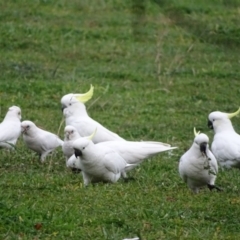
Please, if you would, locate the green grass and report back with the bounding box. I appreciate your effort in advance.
[1,0,240,239]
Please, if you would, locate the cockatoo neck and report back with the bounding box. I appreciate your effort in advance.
[191,142,203,155]
[82,142,97,159]
[72,133,81,139]
[213,120,235,134]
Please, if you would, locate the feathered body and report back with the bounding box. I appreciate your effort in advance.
[21,120,63,162]
[179,133,219,193]
[67,137,177,177]
[73,138,135,185]
[0,106,22,149]
[62,125,81,161]
[208,109,240,169]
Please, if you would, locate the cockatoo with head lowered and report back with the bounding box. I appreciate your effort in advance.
[66,154,82,173]
[72,130,137,185]
[69,129,178,181]
[21,120,64,162]
[0,105,21,149]
[62,125,83,173]
[208,107,240,169]
[179,128,221,193]
[62,125,81,161]
[61,85,125,143]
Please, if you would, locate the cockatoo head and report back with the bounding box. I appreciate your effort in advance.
[21,120,36,135]
[73,129,97,158]
[208,107,240,132]
[73,138,91,158]
[60,85,94,111]
[66,155,82,170]
[64,125,80,140]
[6,105,21,120]
[193,128,209,156]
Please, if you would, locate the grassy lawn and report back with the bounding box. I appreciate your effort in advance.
[1,0,240,239]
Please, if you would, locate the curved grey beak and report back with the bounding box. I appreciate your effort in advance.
[21,127,27,134]
[61,104,68,112]
[74,148,83,158]
[200,142,207,155]
[208,120,213,129]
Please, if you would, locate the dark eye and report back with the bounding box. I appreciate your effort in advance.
[27,125,30,129]
[69,103,72,106]
[212,119,215,122]
[83,147,85,150]
[71,130,73,134]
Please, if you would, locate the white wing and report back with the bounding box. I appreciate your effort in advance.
[207,150,218,174]
[101,150,127,174]
[178,151,190,182]
[212,133,240,168]
[62,140,74,159]
[98,141,177,164]
[37,129,63,151]
[0,119,20,149]
[0,120,21,144]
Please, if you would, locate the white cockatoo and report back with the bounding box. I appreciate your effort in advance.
[179,128,221,193]
[70,129,177,184]
[208,108,240,169]
[21,120,64,162]
[62,125,81,161]
[72,131,136,185]
[61,85,125,143]
[0,105,22,149]
[67,140,177,177]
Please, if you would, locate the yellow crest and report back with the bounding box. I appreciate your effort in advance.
[193,127,200,137]
[86,128,97,141]
[74,85,94,103]
[227,107,240,119]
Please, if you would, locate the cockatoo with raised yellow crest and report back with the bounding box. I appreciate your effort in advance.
[61,85,125,143]
[179,128,221,193]
[208,107,240,169]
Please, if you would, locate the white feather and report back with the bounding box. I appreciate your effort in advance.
[208,110,240,168]
[61,94,125,143]
[65,126,177,176]
[21,120,63,162]
[179,133,219,193]
[62,125,82,161]
[0,106,21,149]
[72,138,136,185]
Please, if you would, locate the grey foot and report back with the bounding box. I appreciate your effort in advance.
[208,184,222,192]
